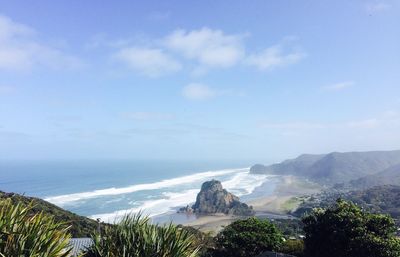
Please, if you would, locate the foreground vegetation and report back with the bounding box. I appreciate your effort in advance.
[210,217,283,257]
[1,196,399,257]
[303,199,400,257]
[0,191,99,237]
[84,213,199,257]
[0,200,72,257]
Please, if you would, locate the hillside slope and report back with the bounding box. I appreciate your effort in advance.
[251,154,325,175]
[293,185,400,221]
[345,163,400,190]
[0,191,99,237]
[251,150,400,185]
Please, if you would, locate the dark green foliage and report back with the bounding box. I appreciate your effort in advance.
[0,201,72,257]
[0,191,100,237]
[347,185,400,218]
[177,225,215,256]
[294,185,400,227]
[302,199,400,257]
[271,219,304,238]
[213,217,283,257]
[84,213,199,257]
[279,239,304,257]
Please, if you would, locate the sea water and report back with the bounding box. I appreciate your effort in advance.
[0,160,278,223]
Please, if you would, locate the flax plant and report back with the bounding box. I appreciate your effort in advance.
[84,213,199,257]
[0,201,72,257]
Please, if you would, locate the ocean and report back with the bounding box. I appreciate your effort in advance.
[0,160,279,223]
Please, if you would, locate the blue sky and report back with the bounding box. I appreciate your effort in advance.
[0,0,399,162]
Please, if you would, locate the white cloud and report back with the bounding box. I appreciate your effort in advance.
[122,112,174,121]
[182,83,217,101]
[113,47,181,77]
[0,15,84,71]
[111,27,305,76]
[245,45,305,71]
[164,27,245,68]
[366,2,391,13]
[323,81,355,91]
[0,14,34,40]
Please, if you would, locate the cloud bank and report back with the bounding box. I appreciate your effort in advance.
[0,15,84,72]
[112,27,305,77]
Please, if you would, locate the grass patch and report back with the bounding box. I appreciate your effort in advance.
[281,197,303,213]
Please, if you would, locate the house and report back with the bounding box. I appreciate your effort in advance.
[68,238,93,257]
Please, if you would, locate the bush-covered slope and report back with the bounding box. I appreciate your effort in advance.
[0,191,99,237]
[293,185,400,222]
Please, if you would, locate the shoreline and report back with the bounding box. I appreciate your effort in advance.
[155,175,321,233]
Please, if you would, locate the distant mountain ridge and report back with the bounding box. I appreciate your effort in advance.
[251,150,400,185]
[344,163,400,190]
[251,154,325,175]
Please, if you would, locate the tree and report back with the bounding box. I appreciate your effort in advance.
[214,217,283,257]
[302,199,400,257]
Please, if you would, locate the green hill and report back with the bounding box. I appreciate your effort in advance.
[344,163,400,190]
[251,150,400,185]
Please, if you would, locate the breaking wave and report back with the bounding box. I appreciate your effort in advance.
[45,168,248,206]
[88,169,270,222]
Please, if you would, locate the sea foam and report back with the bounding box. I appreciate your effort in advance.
[45,168,248,206]
[89,169,270,223]
[90,189,200,222]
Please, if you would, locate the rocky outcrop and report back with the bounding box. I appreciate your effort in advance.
[192,180,254,216]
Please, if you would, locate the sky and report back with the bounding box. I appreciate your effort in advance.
[0,0,399,162]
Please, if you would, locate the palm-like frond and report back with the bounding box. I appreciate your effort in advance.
[0,201,72,257]
[84,213,199,257]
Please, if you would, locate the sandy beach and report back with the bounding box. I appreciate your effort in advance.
[183,175,321,233]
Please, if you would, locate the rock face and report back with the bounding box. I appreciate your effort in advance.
[192,180,254,216]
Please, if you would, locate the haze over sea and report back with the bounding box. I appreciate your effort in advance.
[0,160,278,223]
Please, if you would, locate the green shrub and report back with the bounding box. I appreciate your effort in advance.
[279,239,304,256]
[0,200,72,257]
[177,225,215,256]
[213,217,283,257]
[302,199,400,257]
[84,213,199,257]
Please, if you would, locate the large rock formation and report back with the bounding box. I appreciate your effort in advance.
[192,180,254,216]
